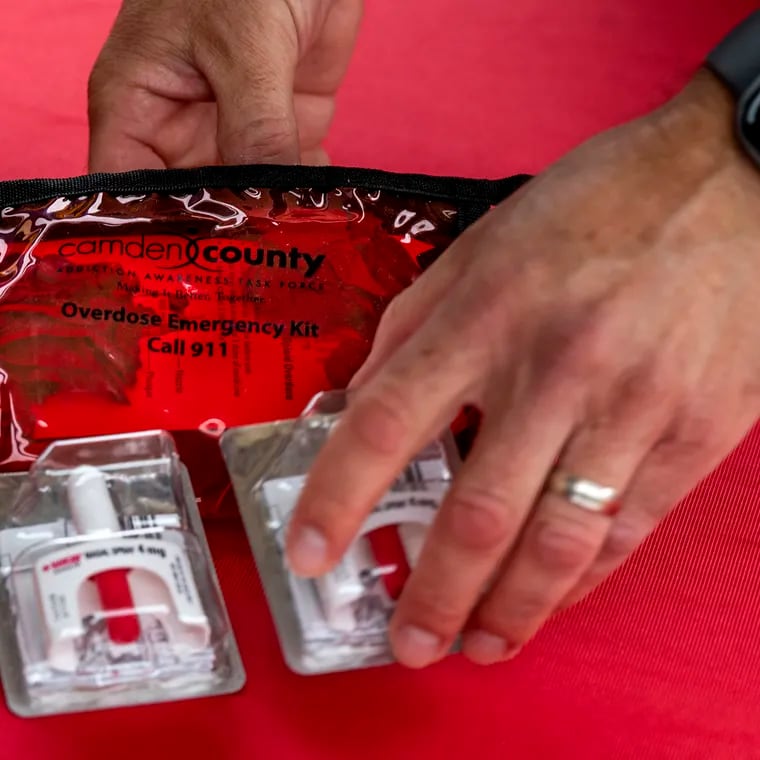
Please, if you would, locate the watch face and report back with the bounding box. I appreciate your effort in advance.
[739,78,760,162]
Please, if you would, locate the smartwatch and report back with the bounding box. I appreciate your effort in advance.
[707,11,760,166]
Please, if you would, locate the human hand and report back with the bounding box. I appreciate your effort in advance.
[285,70,760,667]
[88,0,362,171]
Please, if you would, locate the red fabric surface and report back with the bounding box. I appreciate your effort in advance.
[1,1,760,757]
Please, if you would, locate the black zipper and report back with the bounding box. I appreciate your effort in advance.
[0,164,531,208]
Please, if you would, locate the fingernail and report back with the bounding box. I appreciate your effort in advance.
[393,625,443,668]
[463,630,519,665]
[287,525,328,576]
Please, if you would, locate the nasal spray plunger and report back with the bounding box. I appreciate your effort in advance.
[67,466,141,644]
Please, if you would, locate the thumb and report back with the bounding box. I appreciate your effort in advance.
[200,9,301,164]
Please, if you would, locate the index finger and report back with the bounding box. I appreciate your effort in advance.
[285,322,481,577]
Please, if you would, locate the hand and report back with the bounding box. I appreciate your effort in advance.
[285,69,760,667]
[88,0,362,171]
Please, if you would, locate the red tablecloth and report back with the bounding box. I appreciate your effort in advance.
[1,1,759,757]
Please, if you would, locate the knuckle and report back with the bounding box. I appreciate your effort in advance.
[478,592,548,642]
[397,591,467,640]
[615,362,683,412]
[653,412,725,466]
[545,297,681,387]
[636,498,674,525]
[379,292,409,331]
[531,516,599,571]
[742,374,760,405]
[507,592,549,624]
[446,486,518,552]
[640,480,690,524]
[371,295,409,347]
[347,386,409,456]
[672,413,722,454]
[540,313,614,385]
[625,465,685,523]
[220,117,297,163]
[599,516,647,562]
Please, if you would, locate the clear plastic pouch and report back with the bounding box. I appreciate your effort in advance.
[0,165,528,519]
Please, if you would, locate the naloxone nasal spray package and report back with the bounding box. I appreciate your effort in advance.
[0,166,528,518]
[221,390,458,675]
[0,430,244,717]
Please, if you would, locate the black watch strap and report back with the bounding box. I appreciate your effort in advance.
[707,11,760,97]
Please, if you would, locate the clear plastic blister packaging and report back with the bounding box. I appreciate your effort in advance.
[221,390,458,675]
[0,430,245,717]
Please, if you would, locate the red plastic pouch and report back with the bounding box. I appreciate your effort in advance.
[0,165,528,517]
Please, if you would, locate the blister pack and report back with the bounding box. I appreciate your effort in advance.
[0,430,244,716]
[222,390,458,674]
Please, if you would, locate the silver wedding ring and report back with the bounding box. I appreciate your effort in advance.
[548,470,620,516]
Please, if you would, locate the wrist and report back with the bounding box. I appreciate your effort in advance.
[652,67,760,187]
